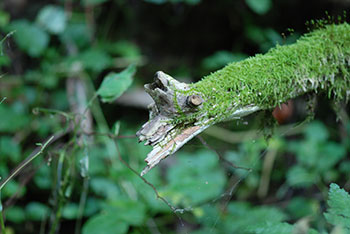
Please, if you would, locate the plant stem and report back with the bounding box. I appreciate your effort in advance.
[0,212,5,234]
[0,192,5,234]
[0,135,54,191]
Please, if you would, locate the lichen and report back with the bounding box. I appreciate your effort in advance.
[177,23,350,124]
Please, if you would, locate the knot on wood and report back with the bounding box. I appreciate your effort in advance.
[137,71,204,148]
[187,95,203,107]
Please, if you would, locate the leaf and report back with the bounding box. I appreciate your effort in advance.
[0,10,10,27]
[77,48,112,72]
[0,104,30,132]
[286,166,319,188]
[224,202,288,233]
[164,150,226,205]
[9,20,49,57]
[5,206,26,223]
[1,181,26,199]
[62,203,79,219]
[97,64,136,103]
[245,0,272,15]
[33,165,52,189]
[286,197,319,219]
[60,22,91,49]
[36,5,67,34]
[315,142,346,172]
[107,199,146,225]
[104,40,141,58]
[324,183,350,229]
[250,222,294,234]
[304,121,329,142]
[83,199,144,234]
[82,213,128,234]
[25,202,50,221]
[0,136,21,163]
[90,177,121,199]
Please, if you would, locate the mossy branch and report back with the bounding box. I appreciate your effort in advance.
[138,23,350,175]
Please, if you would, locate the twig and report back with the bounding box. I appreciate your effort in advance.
[81,130,136,139]
[114,142,179,212]
[257,148,278,198]
[74,176,89,234]
[196,135,251,171]
[0,192,5,234]
[0,31,15,56]
[112,138,189,232]
[0,136,54,191]
[203,124,304,145]
[0,97,6,105]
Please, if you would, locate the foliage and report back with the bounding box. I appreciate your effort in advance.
[0,1,349,234]
[97,64,136,103]
[324,183,350,230]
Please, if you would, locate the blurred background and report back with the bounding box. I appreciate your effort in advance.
[0,0,349,233]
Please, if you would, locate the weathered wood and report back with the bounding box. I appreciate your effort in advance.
[137,72,259,175]
[138,23,350,176]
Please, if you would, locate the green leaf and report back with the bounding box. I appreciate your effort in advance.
[107,199,146,225]
[25,202,50,221]
[0,104,30,132]
[0,10,10,27]
[97,64,136,103]
[60,22,91,49]
[82,213,128,234]
[104,40,141,58]
[0,136,21,163]
[36,5,67,34]
[1,180,26,199]
[9,20,49,57]
[286,166,319,188]
[164,150,226,205]
[82,199,144,234]
[249,222,294,234]
[62,203,79,219]
[245,0,272,15]
[90,177,121,199]
[286,197,319,219]
[324,183,350,229]
[305,121,329,142]
[33,165,52,189]
[77,48,112,72]
[315,142,345,172]
[224,202,288,233]
[5,206,26,223]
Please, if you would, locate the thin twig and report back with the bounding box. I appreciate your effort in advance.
[81,130,136,139]
[0,136,54,191]
[196,135,251,171]
[74,176,89,234]
[0,192,5,234]
[113,139,188,231]
[114,142,178,211]
[0,97,6,105]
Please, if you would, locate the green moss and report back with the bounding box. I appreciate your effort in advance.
[181,23,350,124]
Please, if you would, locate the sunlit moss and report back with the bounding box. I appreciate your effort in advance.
[178,23,350,124]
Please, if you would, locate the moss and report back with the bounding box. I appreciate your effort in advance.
[179,23,350,124]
